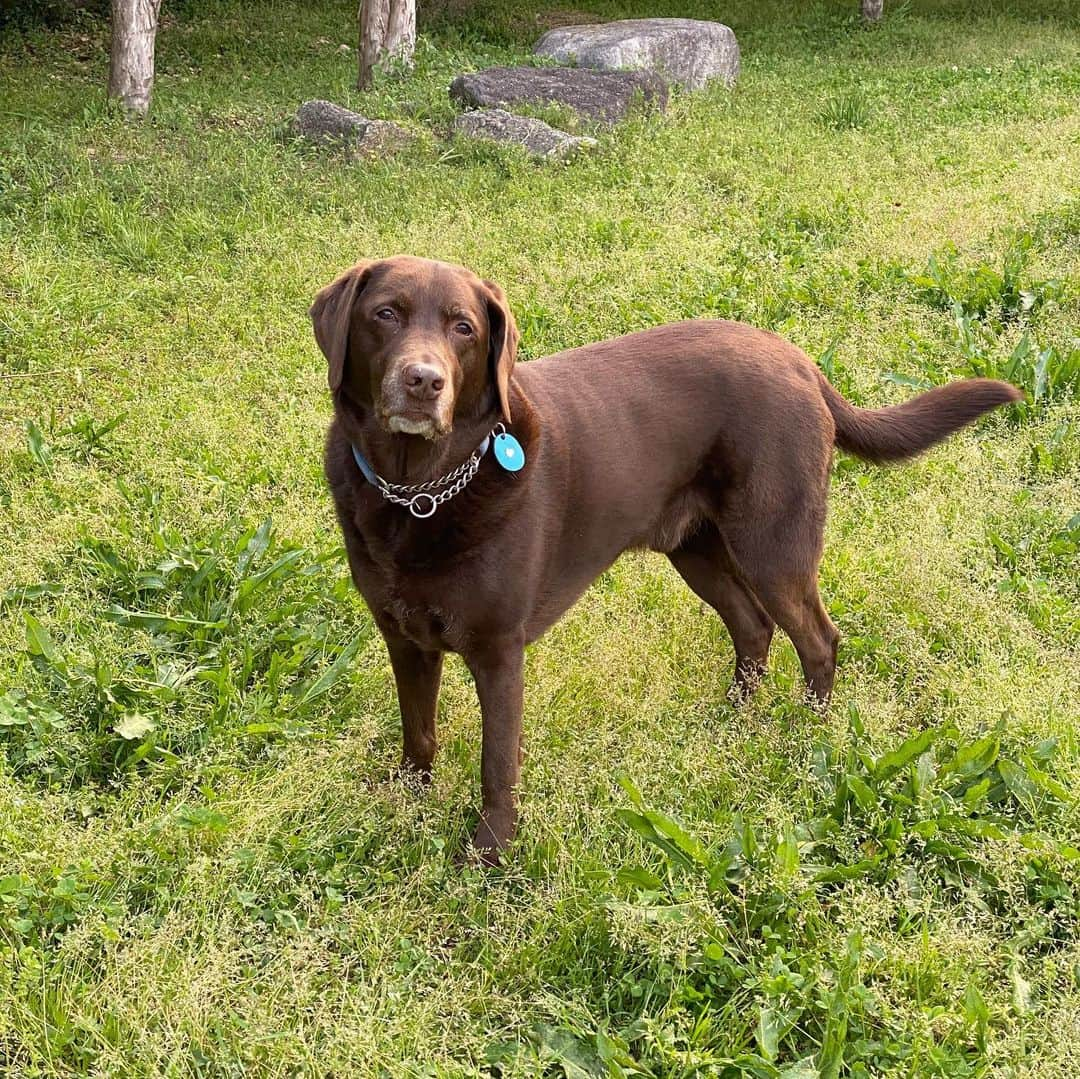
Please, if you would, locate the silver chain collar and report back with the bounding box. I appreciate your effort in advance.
[377,447,485,518]
[361,427,503,519]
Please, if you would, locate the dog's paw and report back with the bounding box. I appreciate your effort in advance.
[455,811,516,868]
[394,758,434,790]
[727,664,765,706]
[454,841,502,869]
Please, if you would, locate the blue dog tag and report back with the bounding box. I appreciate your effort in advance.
[493,431,525,472]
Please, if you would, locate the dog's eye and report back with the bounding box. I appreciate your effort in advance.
[454,321,474,336]
[375,307,397,322]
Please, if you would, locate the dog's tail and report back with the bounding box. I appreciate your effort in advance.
[817,372,1022,464]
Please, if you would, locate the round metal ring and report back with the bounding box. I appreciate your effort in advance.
[408,493,438,519]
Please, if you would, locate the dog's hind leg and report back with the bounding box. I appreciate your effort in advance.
[720,511,839,708]
[753,578,838,708]
[668,524,775,701]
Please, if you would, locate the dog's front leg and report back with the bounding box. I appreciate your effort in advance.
[382,631,444,781]
[464,634,525,865]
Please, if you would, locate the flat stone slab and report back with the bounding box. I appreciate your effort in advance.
[293,100,412,156]
[449,66,667,125]
[534,18,739,90]
[451,109,597,160]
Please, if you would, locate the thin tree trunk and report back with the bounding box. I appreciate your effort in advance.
[359,0,388,91]
[862,0,884,21]
[385,0,416,64]
[108,0,162,115]
[358,0,415,91]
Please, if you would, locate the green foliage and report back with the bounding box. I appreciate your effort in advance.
[900,239,1077,420]
[0,0,108,32]
[817,90,871,131]
[0,690,69,779]
[912,238,1062,323]
[23,411,127,469]
[3,500,361,787]
[965,323,1077,411]
[608,710,1080,1074]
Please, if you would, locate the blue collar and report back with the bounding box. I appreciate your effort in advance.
[350,435,491,487]
[349,442,381,487]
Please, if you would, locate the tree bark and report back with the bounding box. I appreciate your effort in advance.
[861,0,884,21]
[108,0,162,115]
[358,0,416,91]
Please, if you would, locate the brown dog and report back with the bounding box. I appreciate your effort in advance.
[313,255,1020,863]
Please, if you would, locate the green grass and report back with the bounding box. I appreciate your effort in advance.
[1,0,1079,1074]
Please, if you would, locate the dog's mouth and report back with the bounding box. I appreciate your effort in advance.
[383,410,447,440]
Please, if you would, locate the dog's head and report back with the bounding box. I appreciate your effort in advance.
[311,256,519,439]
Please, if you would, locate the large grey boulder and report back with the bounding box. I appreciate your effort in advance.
[534,18,739,90]
[451,109,597,161]
[293,100,412,155]
[449,66,667,125]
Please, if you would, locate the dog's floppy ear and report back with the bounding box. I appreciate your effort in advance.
[310,261,375,392]
[482,279,520,423]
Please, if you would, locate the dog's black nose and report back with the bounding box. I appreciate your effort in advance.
[402,363,445,400]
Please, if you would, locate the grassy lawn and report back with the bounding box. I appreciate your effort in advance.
[1,0,1079,1073]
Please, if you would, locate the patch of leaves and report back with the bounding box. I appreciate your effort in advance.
[951,306,1079,420]
[575,710,1080,1077]
[1,500,364,789]
[817,91,871,132]
[911,238,1062,324]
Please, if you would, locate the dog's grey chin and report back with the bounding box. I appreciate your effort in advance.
[387,415,441,439]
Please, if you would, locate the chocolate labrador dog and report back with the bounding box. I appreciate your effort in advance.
[313,255,1020,863]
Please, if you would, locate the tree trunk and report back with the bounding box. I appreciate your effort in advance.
[861,0,884,21]
[108,0,162,115]
[358,0,416,91]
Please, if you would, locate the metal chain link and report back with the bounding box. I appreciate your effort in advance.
[361,425,509,519]
[378,448,482,496]
[373,441,489,518]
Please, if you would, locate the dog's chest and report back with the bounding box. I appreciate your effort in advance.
[348,548,465,650]
[341,505,467,650]
[379,587,465,651]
